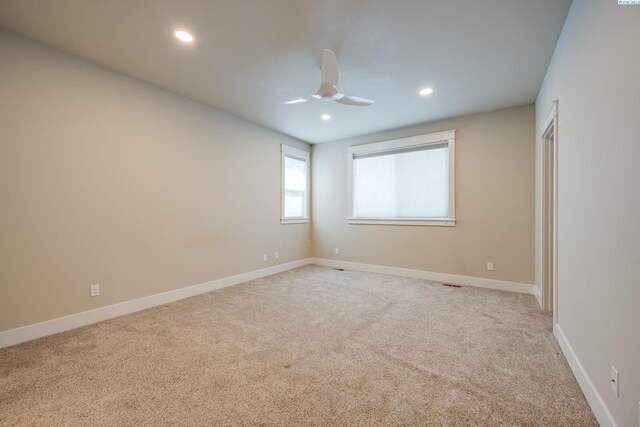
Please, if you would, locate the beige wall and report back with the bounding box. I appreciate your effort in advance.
[0,31,311,332]
[535,1,640,426]
[312,104,535,285]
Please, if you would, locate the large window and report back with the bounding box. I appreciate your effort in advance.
[348,130,455,226]
[281,144,310,224]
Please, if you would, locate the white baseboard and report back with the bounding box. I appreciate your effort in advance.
[310,258,535,295]
[554,324,617,427]
[0,258,312,349]
[2,257,613,426]
[0,258,534,349]
[534,285,543,308]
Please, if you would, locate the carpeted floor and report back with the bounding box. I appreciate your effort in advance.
[0,265,596,426]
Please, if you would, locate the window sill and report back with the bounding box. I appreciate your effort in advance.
[348,218,456,227]
[281,218,310,225]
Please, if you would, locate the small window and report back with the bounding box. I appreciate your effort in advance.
[281,145,310,224]
[347,130,455,226]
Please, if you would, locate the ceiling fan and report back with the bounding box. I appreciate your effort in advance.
[281,49,374,106]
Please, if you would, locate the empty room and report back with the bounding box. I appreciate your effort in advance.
[1,1,638,426]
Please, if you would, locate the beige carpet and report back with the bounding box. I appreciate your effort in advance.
[0,265,596,426]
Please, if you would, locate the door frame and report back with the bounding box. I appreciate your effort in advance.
[539,101,559,330]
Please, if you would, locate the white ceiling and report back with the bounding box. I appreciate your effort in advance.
[0,0,571,143]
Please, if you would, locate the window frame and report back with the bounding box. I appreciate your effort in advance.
[281,144,310,224]
[347,130,456,226]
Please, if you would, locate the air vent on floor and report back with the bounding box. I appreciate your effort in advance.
[442,283,461,288]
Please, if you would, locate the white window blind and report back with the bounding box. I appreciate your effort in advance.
[348,130,455,226]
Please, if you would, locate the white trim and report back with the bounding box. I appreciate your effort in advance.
[348,218,455,227]
[0,258,537,349]
[534,285,542,308]
[3,256,613,427]
[281,144,310,223]
[347,130,455,155]
[538,101,558,135]
[347,130,456,226]
[0,258,312,349]
[551,102,559,327]
[539,100,559,327]
[554,324,617,427]
[280,218,310,225]
[310,258,535,294]
[281,145,309,160]
[448,131,456,223]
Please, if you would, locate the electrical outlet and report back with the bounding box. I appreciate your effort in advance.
[90,284,100,297]
[487,262,494,271]
[611,366,619,396]
[263,254,267,262]
[335,248,340,255]
[275,251,279,259]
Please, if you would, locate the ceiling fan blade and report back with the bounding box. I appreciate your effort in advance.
[321,49,339,86]
[336,95,374,106]
[281,97,312,105]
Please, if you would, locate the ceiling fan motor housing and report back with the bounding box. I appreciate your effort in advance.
[315,82,341,100]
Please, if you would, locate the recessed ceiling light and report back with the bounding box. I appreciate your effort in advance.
[175,31,194,43]
[321,114,331,121]
[420,87,434,96]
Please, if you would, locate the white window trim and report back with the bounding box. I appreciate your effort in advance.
[281,144,310,224]
[347,130,456,226]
